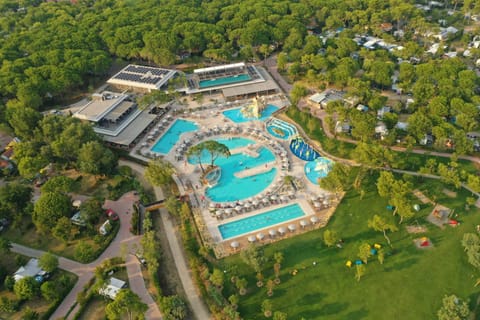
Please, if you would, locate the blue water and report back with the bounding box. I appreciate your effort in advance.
[223,105,279,123]
[290,138,320,161]
[305,157,334,185]
[188,137,276,202]
[151,119,198,154]
[267,126,291,140]
[219,203,306,239]
[199,74,252,88]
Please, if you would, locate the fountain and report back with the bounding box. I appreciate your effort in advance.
[240,96,267,119]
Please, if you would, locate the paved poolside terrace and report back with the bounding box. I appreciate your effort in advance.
[129,94,341,257]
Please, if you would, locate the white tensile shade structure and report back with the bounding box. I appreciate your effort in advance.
[310,216,319,224]
[288,224,296,232]
[248,235,256,243]
[230,241,240,249]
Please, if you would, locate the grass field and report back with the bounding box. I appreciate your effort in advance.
[220,174,480,319]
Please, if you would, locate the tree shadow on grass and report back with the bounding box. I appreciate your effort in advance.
[297,302,349,319]
[343,307,369,320]
[296,292,327,306]
[384,257,418,272]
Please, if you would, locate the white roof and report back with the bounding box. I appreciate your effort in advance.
[194,62,245,74]
[99,277,126,299]
[14,259,43,281]
[309,93,327,104]
[73,92,130,122]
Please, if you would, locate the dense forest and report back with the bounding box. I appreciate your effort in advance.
[0,0,480,155]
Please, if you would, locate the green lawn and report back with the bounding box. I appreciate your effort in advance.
[220,175,480,319]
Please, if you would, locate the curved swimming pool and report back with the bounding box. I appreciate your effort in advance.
[223,105,279,123]
[304,157,334,185]
[188,137,277,202]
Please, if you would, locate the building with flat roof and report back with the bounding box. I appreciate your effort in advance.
[107,64,178,92]
[185,63,280,99]
[73,91,161,148]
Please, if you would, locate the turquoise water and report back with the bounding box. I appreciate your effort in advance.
[223,105,279,123]
[199,74,252,88]
[305,157,334,185]
[267,119,297,140]
[188,137,276,202]
[151,119,198,154]
[219,203,306,239]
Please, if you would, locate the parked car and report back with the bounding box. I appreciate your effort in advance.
[105,209,119,221]
[135,253,147,266]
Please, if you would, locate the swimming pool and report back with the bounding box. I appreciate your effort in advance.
[266,119,298,140]
[188,137,276,202]
[151,119,198,154]
[199,74,252,88]
[305,157,334,185]
[223,105,279,123]
[219,203,306,239]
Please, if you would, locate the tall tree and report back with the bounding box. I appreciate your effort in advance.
[38,252,59,273]
[144,159,174,186]
[33,192,72,232]
[105,289,148,320]
[437,295,470,320]
[368,215,398,246]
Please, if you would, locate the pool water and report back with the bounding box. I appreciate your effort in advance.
[188,137,276,202]
[223,104,279,123]
[290,138,320,161]
[151,119,198,154]
[266,119,297,140]
[199,74,252,88]
[305,157,334,185]
[219,203,306,239]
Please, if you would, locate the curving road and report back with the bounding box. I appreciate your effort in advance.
[119,159,211,320]
[12,192,162,320]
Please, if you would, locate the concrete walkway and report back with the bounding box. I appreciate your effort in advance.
[11,191,162,320]
[119,160,211,320]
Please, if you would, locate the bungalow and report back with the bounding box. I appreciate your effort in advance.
[308,90,345,109]
[356,104,368,112]
[377,106,391,119]
[14,258,47,282]
[420,134,434,146]
[99,277,127,300]
[335,121,351,134]
[375,122,389,138]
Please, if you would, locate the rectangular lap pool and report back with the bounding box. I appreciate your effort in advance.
[151,119,198,154]
[199,74,251,88]
[218,203,305,240]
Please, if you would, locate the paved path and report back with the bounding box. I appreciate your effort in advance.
[12,191,162,320]
[265,55,292,95]
[120,160,211,320]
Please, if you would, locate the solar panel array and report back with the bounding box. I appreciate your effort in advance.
[112,65,171,85]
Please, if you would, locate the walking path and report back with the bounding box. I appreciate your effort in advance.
[265,55,292,94]
[11,191,162,320]
[119,160,211,320]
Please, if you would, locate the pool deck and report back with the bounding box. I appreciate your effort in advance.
[127,94,340,257]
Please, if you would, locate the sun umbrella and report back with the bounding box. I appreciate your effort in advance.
[313,201,322,208]
[256,232,265,241]
[215,209,224,217]
[323,200,330,206]
[288,224,296,232]
[230,241,240,249]
[300,220,308,228]
[244,202,252,209]
[270,195,278,201]
[235,205,243,212]
[225,208,233,215]
[248,235,256,243]
[269,229,277,237]
[288,190,295,197]
[310,216,319,224]
[162,119,169,123]
[278,227,287,234]
[252,200,260,207]
[262,198,270,204]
